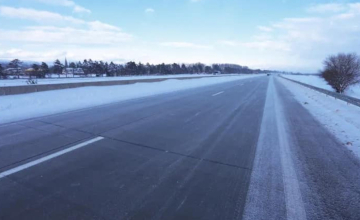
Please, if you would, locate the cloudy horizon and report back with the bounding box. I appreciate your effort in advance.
[1,0,360,73]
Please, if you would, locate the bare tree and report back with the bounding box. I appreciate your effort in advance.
[321,53,360,93]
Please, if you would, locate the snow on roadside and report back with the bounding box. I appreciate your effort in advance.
[278,77,360,159]
[282,74,360,99]
[282,74,332,90]
[0,74,238,87]
[347,84,360,99]
[0,75,261,124]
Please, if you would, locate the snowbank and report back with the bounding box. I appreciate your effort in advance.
[0,74,240,87]
[0,75,261,124]
[282,74,360,99]
[347,84,360,99]
[278,77,360,159]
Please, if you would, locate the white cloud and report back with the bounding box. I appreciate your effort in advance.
[0,26,132,45]
[218,3,360,72]
[219,40,290,51]
[218,4,360,71]
[218,40,238,46]
[145,8,155,14]
[257,26,273,32]
[242,41,291,51]
[307,3,346,13]
[0,7,132,46]
[0,48,67,62]
[36,0,74,7]
[0,6,128,32]
[160,42,212,49]
[0,6,84,24]
[254,33,273,41]
[73,5,91,14]
[34,0,91,14]
[0,46,148,64]
[88,21,122,31]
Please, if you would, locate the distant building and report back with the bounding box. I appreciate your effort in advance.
[62,68,85,75]
[25,68,35,74]
[4,68,23,75]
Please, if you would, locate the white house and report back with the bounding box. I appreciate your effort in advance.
[4,68,23,75]
[62,68,85,75]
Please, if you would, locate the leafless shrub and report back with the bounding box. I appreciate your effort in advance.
[26,79,38,85]
[321,53,360,93]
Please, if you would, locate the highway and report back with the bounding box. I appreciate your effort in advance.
[1,76,360,220]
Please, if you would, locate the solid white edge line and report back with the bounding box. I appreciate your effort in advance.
[0,136,104,179]
[212,91,224,96]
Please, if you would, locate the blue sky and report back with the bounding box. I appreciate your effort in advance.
[1,0,360,72]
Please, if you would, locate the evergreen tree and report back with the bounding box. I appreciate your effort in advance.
[82,59,89,74]
[181,64,188,74]
[171,63,181,74]
[124,62,137,75]
[8,59,22,77]
[108,62,116,76]
[88,59,94,74]
[69,62,76,68]
[53,59,63,74]
[145,63,152,75]
[40,62,49,78]
[116,64,123,76]
[104,62,109,75]
[212,64,221,72]
[99,61,106,75]
[94,61,102,74]
[137,62,146,75]
[158,63,167,74]
[8,59,22,69]
[31,63,40,78]
[0,64,5,79]
[195,63,205,73]
[205,66,212,73]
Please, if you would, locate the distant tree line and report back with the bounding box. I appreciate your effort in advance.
[0,58,271,79]
[52,59,266,76]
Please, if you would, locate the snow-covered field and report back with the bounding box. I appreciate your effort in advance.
[282,74,360,99]
[0,74,237,87]
[0,75,261,124]
[278,77,360,159]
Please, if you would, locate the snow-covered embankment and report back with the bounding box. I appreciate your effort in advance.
[282,74,360,99]
[278,77,360,159]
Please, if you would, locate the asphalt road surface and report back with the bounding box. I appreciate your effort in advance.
[1,76,360,220]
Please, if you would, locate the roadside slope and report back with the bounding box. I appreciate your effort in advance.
[281,74,360,99]
[278,77,360,158]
